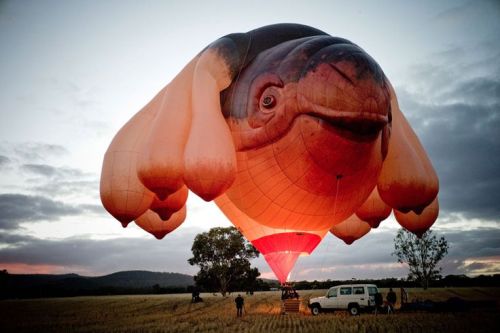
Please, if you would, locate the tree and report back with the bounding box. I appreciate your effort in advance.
[188,227,260,296]
[393,228,449,289]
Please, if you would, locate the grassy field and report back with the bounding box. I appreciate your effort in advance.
[0,288,498,332]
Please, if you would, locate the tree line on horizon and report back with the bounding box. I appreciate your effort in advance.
[1,268,499,300]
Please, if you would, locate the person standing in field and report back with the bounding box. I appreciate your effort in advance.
[374,292,383,315]
[386,288,397,314]
[235,294,244,317]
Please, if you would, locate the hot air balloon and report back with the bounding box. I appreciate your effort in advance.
[330,214,371,245]
[355,186,392,228]
[394,197,439,238]
[135,206,187,240]
[100,23,440,284]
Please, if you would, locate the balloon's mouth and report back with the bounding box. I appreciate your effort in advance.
[306,110,388,139]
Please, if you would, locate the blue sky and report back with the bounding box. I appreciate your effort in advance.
[0,0,499,280]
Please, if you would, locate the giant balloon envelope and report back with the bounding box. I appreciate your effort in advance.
[100,23,439,283]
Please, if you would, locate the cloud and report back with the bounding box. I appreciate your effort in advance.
[458,257,500,275]
[21,163,89,179]
[0,232,30,244]
[21,164,58,177]
[32,180,100,198]
[431,0,500,47]
[0,142,70,172]
[287,229,408,280]
[79,203,107,215]
[0,193,83,230]
[289,227,500,280]
[416,228,500,276]
[434,0,500,27]
[0,228,202,276]
[0,223,498,279]
[12,142,69,162]
[0,155,10,168]
[445,228,500,259]
[0,142,100,200]
[397,42,500,221]
[22,164,100,200]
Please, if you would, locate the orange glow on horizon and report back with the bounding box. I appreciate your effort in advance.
[0,263,90,275]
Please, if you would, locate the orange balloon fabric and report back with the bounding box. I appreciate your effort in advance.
[136,58,198,200]
[394,197,439,238]
[377,82,439,214]
[330,214,371,245]
[100,89,163,227]
[183,49,237,201]
[222,124,384,231]
[149,186,188,221]
[355,186,392,228]
[135,206,186,240]
[216,194,327,283]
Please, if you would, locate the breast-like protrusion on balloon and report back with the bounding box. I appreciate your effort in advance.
[100,91,163,227]
[136,58,198,200]
[330,214,371,245]
[183,48,237,201]
[394,197,439,238]
[377,81,439,214]
[149,186,189,221]
[355,186,392,228]
[135,206,186,240]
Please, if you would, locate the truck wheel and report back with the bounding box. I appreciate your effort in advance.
[311,305,321,316]
[348,304,360,316]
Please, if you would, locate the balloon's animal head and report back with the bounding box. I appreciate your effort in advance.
[220,32,391,156]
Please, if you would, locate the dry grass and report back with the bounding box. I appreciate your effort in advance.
[0,288,498,332]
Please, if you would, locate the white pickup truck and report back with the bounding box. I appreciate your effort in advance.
[308,284,378,315]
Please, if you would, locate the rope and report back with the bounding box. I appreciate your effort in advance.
[316,174,342,282]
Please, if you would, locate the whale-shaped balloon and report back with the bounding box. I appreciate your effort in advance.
[100,24,439,283]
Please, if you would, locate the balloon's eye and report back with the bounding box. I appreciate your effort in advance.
[262,95,276,109]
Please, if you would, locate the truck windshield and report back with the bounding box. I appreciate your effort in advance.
[327,288,337,297]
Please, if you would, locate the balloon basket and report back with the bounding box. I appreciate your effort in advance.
[282,298,301,313]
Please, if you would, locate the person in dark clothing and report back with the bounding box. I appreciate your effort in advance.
[387,288,397,314]
[235,294,244,317]
[281,285,299,300]
[191,289,202,303]
[374,292,383,315]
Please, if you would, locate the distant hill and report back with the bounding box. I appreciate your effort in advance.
[92,270,194,288]
[0,270,194,299]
